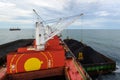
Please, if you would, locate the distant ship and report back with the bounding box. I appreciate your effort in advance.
[9,28,21,31]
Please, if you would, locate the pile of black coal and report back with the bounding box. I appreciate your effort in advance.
[64,39,106,64]
[0,39,34,66]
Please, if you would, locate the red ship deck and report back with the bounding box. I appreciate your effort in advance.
[0,36,91,80]
[0,67,7,80]
[7,36,65,74]
[65,58,89,80]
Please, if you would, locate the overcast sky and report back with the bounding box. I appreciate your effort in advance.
[0,0,120,29]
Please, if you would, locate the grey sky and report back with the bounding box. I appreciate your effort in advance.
[0,0,120,29]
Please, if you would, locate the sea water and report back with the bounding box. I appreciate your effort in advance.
[0,29,120,80]
[0,29,35,45]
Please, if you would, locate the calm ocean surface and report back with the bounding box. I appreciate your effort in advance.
[0,29,120,80]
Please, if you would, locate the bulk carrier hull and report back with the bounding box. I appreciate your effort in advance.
[0,37,116,80]
[64,39,116,77]
[0,36,91,80]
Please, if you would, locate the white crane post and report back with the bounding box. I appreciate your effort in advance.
[33,9,46,51]
[35,21,45,51]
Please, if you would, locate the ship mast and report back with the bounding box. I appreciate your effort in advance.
[33,9,46,51]
[33,9,83,51]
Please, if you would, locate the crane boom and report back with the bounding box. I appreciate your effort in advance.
[33,9,44,23]
[33,9,83,51]
[45,13,83,42]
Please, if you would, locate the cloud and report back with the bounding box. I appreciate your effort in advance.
[71,18,105,27]
[0,0,70,27]
[0,0,120,29]
[0,3,32,17]
[76,0,97,4]
[0,1,15,7]
[70,17,120,29]
[28,0,69,11]
[0,1,33,27]
[94,11,110,16]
